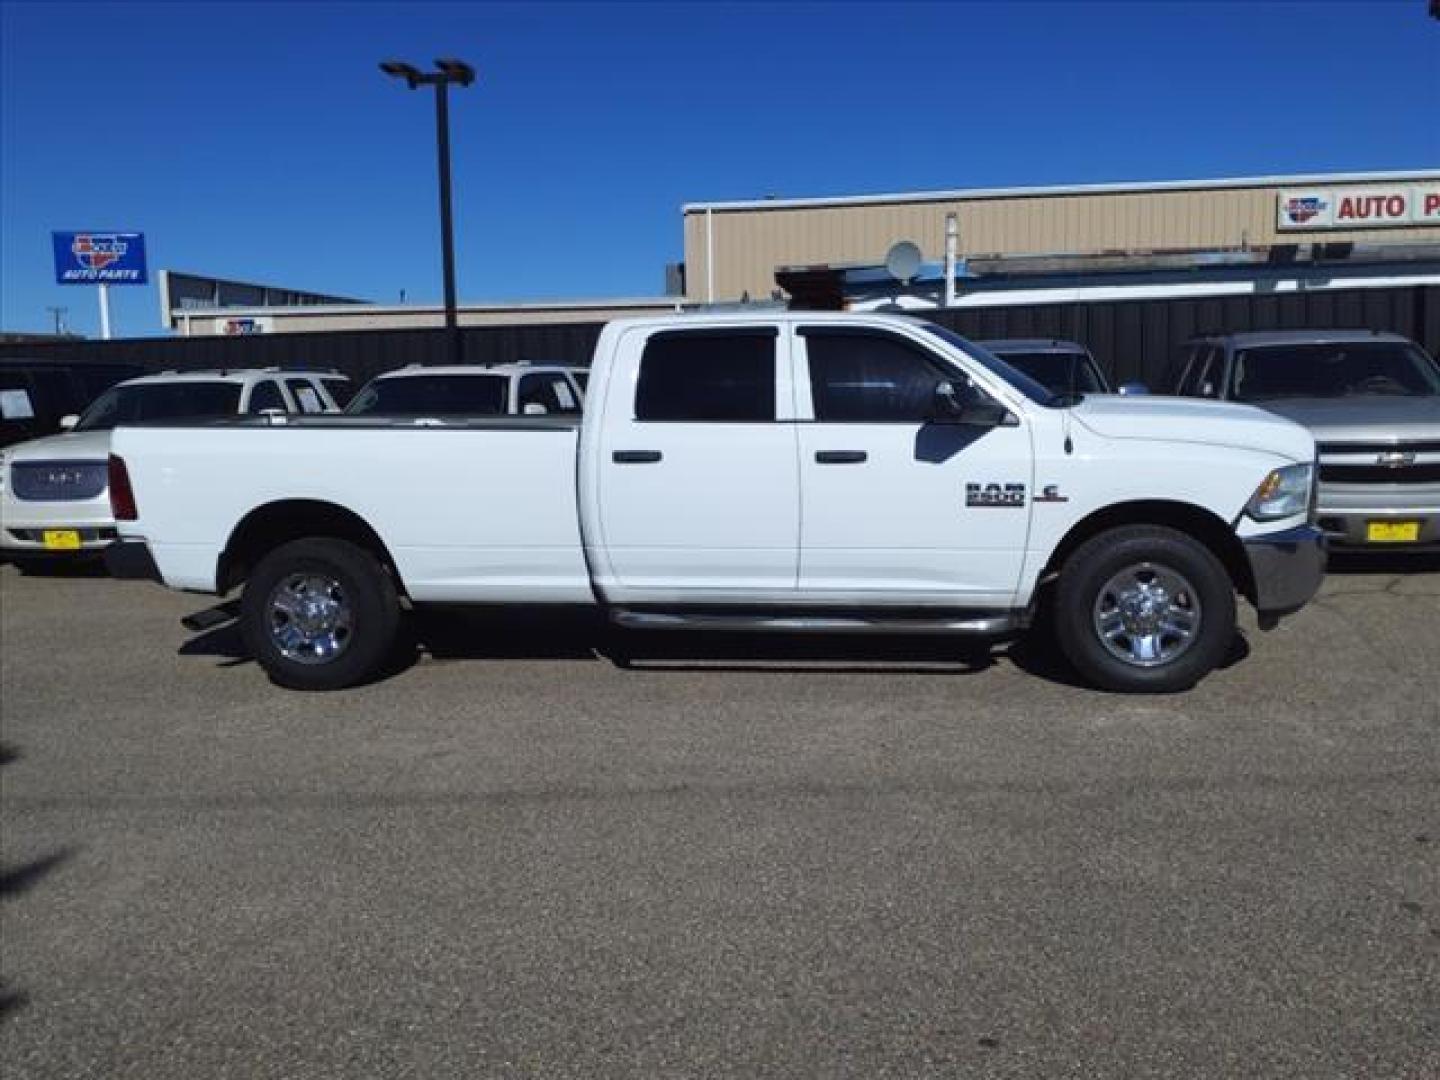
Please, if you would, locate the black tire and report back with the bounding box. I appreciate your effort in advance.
[1051,525,1236,693]
[240,538,399,691]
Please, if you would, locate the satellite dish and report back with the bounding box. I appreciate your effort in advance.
[885,240,923,283]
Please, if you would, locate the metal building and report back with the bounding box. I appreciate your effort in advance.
[159,270,690,336]
[682,169,1440,304]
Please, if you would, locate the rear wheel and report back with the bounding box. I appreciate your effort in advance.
[1052,525,1235,693]
[240,538,399,690]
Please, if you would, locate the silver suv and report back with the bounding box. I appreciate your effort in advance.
[1170,330,1440,551]
[346,363,585,419]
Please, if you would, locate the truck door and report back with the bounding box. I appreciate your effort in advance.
[794,325,1032,606]
[594,325,800,595]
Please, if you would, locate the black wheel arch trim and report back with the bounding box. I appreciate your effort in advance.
[1041,500,1257,606]
[218,499,407,597]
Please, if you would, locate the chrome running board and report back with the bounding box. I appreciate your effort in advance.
[609,610,1017,636]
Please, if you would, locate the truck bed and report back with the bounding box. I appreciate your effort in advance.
[111,420,593,603]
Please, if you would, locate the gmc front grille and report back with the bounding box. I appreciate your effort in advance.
[1319,463,1440,485]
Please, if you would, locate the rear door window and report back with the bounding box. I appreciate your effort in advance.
[74,382,244,430]
[517,373,582,416]
[320,376,354,408]
[246,380,288,414]
[635,331,776,422]
[346,374,508,416]
[284,378,328,414]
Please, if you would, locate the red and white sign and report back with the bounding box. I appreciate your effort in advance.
[1278,185,1440,231]
[1417,187,1440,223]
[218,316,272,335]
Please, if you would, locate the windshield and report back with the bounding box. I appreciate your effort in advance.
[75,382,243,431]
[1232,342,1440,401]
[988,351,1107,395]
[919,324,1059,405]
[346,374,509,416]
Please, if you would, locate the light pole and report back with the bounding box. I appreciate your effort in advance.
[380,58,475,364]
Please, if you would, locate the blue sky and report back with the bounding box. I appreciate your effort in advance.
[2,0,1437,337]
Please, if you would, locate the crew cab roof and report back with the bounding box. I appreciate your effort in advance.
[604,310,950,332]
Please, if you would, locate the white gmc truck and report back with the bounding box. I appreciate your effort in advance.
[106,313,1326,693]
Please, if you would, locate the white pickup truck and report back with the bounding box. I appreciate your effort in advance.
[106,312,1326,693]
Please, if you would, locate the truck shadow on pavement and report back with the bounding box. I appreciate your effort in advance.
[0,743,75,1022]
[1325,552,1440,575]
[177,607,1252,689]
[0,555,109,579]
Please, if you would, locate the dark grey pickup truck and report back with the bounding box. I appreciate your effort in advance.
[1169,330,1440,552]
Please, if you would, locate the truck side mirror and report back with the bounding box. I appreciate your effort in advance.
[931,380,1014,427]
[931,381,965,420]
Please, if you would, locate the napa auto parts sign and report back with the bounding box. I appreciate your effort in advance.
[1277,186,1440,231]
[52,231,148,284]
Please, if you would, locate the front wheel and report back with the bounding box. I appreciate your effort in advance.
[1051,525,1236,693]
[240,538,399,690]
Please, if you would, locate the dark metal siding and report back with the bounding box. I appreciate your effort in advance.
[0,323,608,387]
[923,285,1437,388]
[1,286,1434,391]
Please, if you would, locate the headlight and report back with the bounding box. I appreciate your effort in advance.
[1245,463,1313,521]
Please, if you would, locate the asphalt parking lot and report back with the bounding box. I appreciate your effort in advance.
[1,558,1437,1078]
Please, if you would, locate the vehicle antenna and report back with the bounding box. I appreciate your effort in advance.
[1063,348,1076,454]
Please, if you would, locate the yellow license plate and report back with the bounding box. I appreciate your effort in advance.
[42,530,82,550]
[1367,521,1421,543]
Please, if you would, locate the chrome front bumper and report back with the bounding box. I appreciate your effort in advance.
[1314,478,1440,551]
[1242,524,1328,625]
[1314,509,1440,551]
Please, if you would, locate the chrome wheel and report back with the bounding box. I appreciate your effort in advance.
[1092,562,1202,668]
[267,573,353,665]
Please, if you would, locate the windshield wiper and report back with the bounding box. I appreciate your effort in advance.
[1046,391,1085,407]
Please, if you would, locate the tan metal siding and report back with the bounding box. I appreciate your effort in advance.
[686,182,1440,301]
